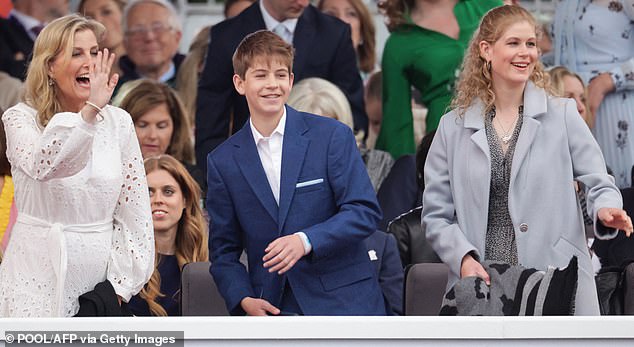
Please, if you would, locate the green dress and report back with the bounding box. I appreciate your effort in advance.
[377,0,501,158]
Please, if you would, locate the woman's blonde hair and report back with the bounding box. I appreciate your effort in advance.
[317,0,376,73]
[119,79,195,164]
[175,25,210,127]
[140,154,208,316]
[24,14,105,127]
[548,66,592,127]
[451,5,551,116]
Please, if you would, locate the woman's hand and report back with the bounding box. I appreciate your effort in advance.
[587,73,615,118]
[81,48,119,123]
[460,253,490,285]
[598,207,633,237]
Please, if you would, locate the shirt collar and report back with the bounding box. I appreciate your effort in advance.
[259,0,298,34]
[157,62,176,83]
[10,9,43,33]
[250,106,287,144]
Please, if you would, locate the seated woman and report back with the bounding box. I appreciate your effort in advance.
[118,79,206,196]
[128,155,208,316]
[288,77,394,191]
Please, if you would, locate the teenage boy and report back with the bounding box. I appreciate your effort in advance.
[206,30,385,316]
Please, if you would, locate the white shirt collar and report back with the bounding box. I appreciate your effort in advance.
[10,9,43,38]
[250,106,287,144]
[157,62,176,83]
[259,0,298,34]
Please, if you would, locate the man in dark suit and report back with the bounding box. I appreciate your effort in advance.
[195,0,367,172]
[0,0,68,80]
[208,31,384,315]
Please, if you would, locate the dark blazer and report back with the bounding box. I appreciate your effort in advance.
[376,154,421,231]
[207,106,384,315]
[0,15,34,80]
[116,53,186,92]
[195,2,367,172]
[364,230,404,315]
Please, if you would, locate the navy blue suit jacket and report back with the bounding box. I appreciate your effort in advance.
[0,15,34,80]
[195,2,367,172]
[207,106,384,315]
[364,231,404,315]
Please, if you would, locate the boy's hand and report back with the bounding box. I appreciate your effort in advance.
[240,297,280,316]
[263,234,305,274]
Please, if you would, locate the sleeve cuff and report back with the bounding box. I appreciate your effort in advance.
[295,232,312,255]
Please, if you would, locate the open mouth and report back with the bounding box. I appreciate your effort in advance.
[511,63,529,69]
[76,74,90,86]
[152,210,167,217]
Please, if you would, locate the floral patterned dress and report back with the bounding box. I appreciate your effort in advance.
[552,0,634,187]
[0,103,154,317]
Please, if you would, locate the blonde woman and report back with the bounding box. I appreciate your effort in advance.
[0,14,154,317]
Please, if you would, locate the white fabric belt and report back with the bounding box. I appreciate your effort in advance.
[16,213,113,316]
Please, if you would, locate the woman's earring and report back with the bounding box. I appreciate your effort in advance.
[48,78,54,86]
[486,60,492,71]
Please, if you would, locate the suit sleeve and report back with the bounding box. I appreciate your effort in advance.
[195,26,234,171]
[329,24,368,135]
[207,154,255,314]
[422,116,478,277]
[379,233,404,315]
[302,124,381,259]
[563,98,623,240]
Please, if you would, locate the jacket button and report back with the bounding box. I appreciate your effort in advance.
[519,223,528,232]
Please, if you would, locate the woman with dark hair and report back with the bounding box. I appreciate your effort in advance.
[376,0,501,158]
[317,0,376,79]
[128,155,208,316]
[118,79,206,195]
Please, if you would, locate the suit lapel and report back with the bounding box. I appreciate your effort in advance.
[291,6,316,79]
[278,107,309,233]
[232,123,279,223]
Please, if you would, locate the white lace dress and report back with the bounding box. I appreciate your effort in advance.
[0,103,154,317]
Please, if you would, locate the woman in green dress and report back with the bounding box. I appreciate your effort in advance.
[377,0,501,158]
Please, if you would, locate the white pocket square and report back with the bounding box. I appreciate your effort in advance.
[296,178,324,188]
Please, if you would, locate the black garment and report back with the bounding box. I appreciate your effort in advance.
[593,187,634,269]
[116,53,186,92]
[0,16,35,80]
[128,254,181,316]
[185,162,207,200]
[75,280,133,317]
[387,206,441,267]
[377,154,421,231]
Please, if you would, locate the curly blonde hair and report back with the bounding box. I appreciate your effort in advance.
[24,14,105,127]
[451,5,551,116]
[140,155,208,316]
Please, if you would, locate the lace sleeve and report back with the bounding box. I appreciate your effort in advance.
[107,113,154,301]
[2,108,97,181]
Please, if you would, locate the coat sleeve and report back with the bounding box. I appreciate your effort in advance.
[207,154,255,315]
[107,111,155,301]
[422,116,478,277]
[302,124,382,260]
[195,25,235,170]
[376,36,415,158]
[378,233,404,315]
[2,107,96,181]
[563,98,623,240]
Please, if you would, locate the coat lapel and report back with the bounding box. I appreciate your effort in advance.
[510,82,547,186]
[278,107,309,233]
[463,99,490,161]
[232,123,279,223]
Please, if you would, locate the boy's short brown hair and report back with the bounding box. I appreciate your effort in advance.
[232,30,294,79]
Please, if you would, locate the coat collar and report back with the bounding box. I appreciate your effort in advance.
[462,81,549,130]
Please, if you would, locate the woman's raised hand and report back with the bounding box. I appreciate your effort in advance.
[598,207,633,237]
[88,48,119,108]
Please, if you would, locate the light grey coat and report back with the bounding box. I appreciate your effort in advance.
[422,82,622,315]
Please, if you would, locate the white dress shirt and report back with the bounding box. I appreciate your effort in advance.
[259,0,298,44]
[249,109,312,254]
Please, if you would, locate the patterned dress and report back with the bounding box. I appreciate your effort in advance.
[484,107,523,265]
[0,103,154,317]
[552,0,634,187]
